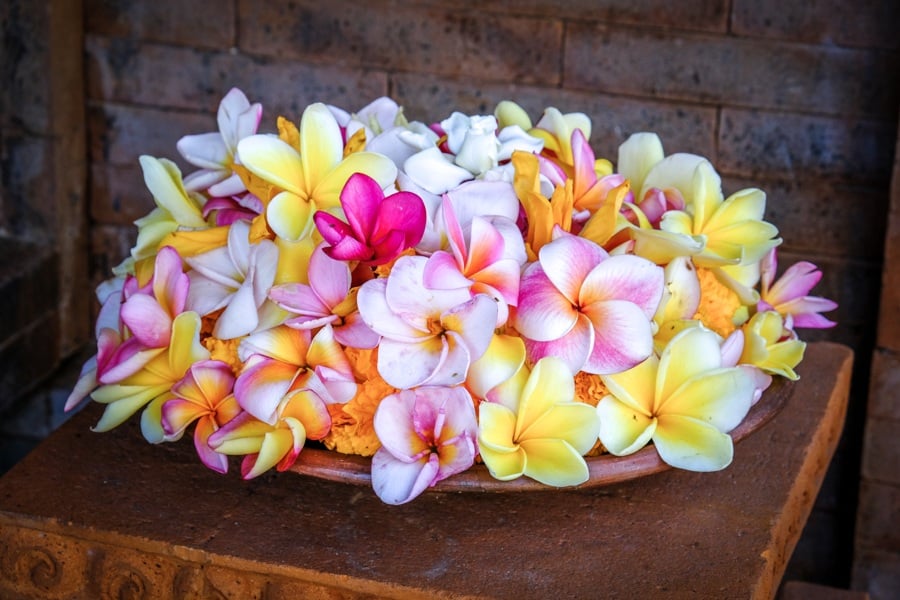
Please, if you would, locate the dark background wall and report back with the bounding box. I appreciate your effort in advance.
[2,1,898,595]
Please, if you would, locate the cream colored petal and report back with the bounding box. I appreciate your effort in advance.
[299,103,345,193]
[237,135,305,196]
[656,327,722,407]
[519,402,600,455]
[139,156,206,228]
[267,191,315,242]
[600,355,657,417]
[516,356,575,440]
[519,438,590,487]
[658,367,755,432]
[596,395,656,456]
[312,151,398,211]
[617,132,664,193]
[653,414,733,472]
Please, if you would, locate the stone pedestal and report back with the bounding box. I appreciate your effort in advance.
[0,342,852,599]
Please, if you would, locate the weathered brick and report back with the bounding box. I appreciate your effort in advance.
[867,350,900,421]
[718,108,895,184]
[856,480,900,553]
[0,239,58,346]
[238,0,562,85]
[732,0,900,50]
[0,1,53,135]
[0,133,55,235]
[0,311,61,415]
[90,224,137,284]
[86,35,389,119]
[414,0,730,32]
[84,0,235,49]
[861,417,900,485]
[723,176,889,261]
[390,73,717,160]
[90,163,155,226]
[876,125,900,350]
[852,548,900,598]
[563,24,899,118]
[88,102,210,168]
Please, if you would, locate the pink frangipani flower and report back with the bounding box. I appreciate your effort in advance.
[513,228,664,374]
[357,255,498,389]
[314,172,426,266]
[423,197,524,326]
[96,246,189,385]
[371,385,478,504]
[758,249,838,329]
[268,244,380,348]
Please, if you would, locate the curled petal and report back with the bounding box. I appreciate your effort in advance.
[371,449,439,505]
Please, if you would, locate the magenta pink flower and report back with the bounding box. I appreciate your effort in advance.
[313,172,426,266]
[371,386,478,504]
[758,249,838,329]
[513,229,664,374]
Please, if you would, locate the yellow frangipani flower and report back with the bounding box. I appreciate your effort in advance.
[478,356,600,487]
[598,326,758,472]
[739,310,806,380]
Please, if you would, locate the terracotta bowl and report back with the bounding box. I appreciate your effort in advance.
[287,377,792,492]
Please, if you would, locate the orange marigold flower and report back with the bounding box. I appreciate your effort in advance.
[321,347,397,456]
[693,268,741,337]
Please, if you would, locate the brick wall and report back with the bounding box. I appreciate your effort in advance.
[854,120,900,595]
[5,0,896,594]
[0,1,89,413]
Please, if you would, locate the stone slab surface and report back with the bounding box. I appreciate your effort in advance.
[0,342,853,599]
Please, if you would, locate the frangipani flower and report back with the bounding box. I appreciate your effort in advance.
[207,389,331,479]
[184,219,280,339]
[356,255,498,389]
[91,311,210,440]
[597,326,758,471]
[514,229,664,374]
[237,103,398,244]
[161,360,241,473]
[423,198,524,325]
[313,172,426,266]
[371,386,478,504]
[759,249,837,329]
[478,356,600,487]
[235,324,357,425]
[268,244,380,348]
[644,153,781,278]
[125,156,208,272]
[739,310,806,380]
[177,87,263,196]
[97,246,189,385]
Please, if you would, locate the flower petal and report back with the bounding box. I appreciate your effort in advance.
[653,414,733,471]
[514,264,579,341]
[580,300,654,375]
[236,135,304,196]
[519,438,590,487]
[371,448,438,505]
[597,396,656,455]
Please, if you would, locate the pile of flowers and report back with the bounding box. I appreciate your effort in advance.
[66,89,837,504]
